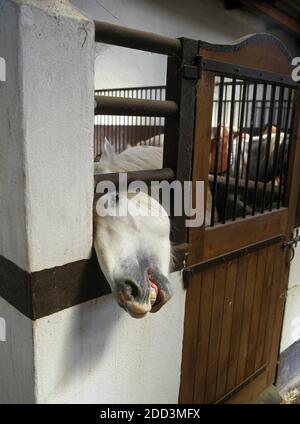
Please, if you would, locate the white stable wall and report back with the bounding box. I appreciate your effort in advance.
[71,0,266,89]
[71,0,298,90]
[0,297,34,404]
[0,0,95,273]
[0,0,95,404]
[33,272,185,404]
[0,0,28,270]
[280,235,300,352]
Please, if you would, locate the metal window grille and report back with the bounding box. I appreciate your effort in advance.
[94,86,166,157]
[209,77,296,226]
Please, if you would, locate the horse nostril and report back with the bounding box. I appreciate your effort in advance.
[118,279,152,316]
[123,280,140,299]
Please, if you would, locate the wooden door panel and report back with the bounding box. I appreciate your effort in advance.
[180,35,299,404]
[184,242,283,404]
[193,268,215,403]
[215,260,238,399]
[235,252,258,383]
[189,209,288,263]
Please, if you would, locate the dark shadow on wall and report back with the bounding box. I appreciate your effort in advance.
[42,252,123,401]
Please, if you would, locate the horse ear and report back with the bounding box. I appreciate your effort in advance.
[103,138,115,157]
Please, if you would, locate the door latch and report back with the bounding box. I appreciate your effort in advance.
[283,228,300,248]
[283,229,300,262]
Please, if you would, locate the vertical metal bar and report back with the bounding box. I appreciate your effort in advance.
[112,113,116,151]
[252,83,267,215]
[163,38,198,245]
[141,88,145,143]
[269,86,285,210]
[232,80,248,221]
[128,89,133,148]
[277,88,293,208]
[220,82,228,172]
[211,76,224,226]
[154,88,158,144]
[261,84,276,212]
[223,79,236,223]
[243,83,257,217]
[97,112,101,155]
[146,88,149,141]
[100,115,105,153]
[242,84,250,179]
[160,87,164,145]
[124,89,128,151]
[118,90,122,151]
[283,90,296,206]
[148,88,152,142]
[123,89,127,150]
[134,88,137,145]
[104,106,107,146]
[108,90,112,144]
[237,81,243,129]
[115,112,118,152]
[95,110,97,157]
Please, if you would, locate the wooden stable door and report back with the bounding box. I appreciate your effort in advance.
[179,35,300,404]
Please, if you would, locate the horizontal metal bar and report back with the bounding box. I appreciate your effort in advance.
[95,96,178,117]
[208,174,272,192]
[197,57,300,87]
[95,85,165,93]
[94,20,181,56]
[94,168,175,187]
[183,234,284,285]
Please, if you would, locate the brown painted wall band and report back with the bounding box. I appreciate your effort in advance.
[0,245,186,320]
[0,251,111,320]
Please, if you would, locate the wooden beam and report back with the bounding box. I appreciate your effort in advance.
[239,0,300,39]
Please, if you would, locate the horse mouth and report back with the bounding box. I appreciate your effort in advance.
[147,270,172,313]
[116,268,172,318]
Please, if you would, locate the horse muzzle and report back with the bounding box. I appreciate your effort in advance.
[116,267,172,318]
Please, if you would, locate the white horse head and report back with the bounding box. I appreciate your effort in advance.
[94,139,172,318]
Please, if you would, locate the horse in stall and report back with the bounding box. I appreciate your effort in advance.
[93,140,172,319]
